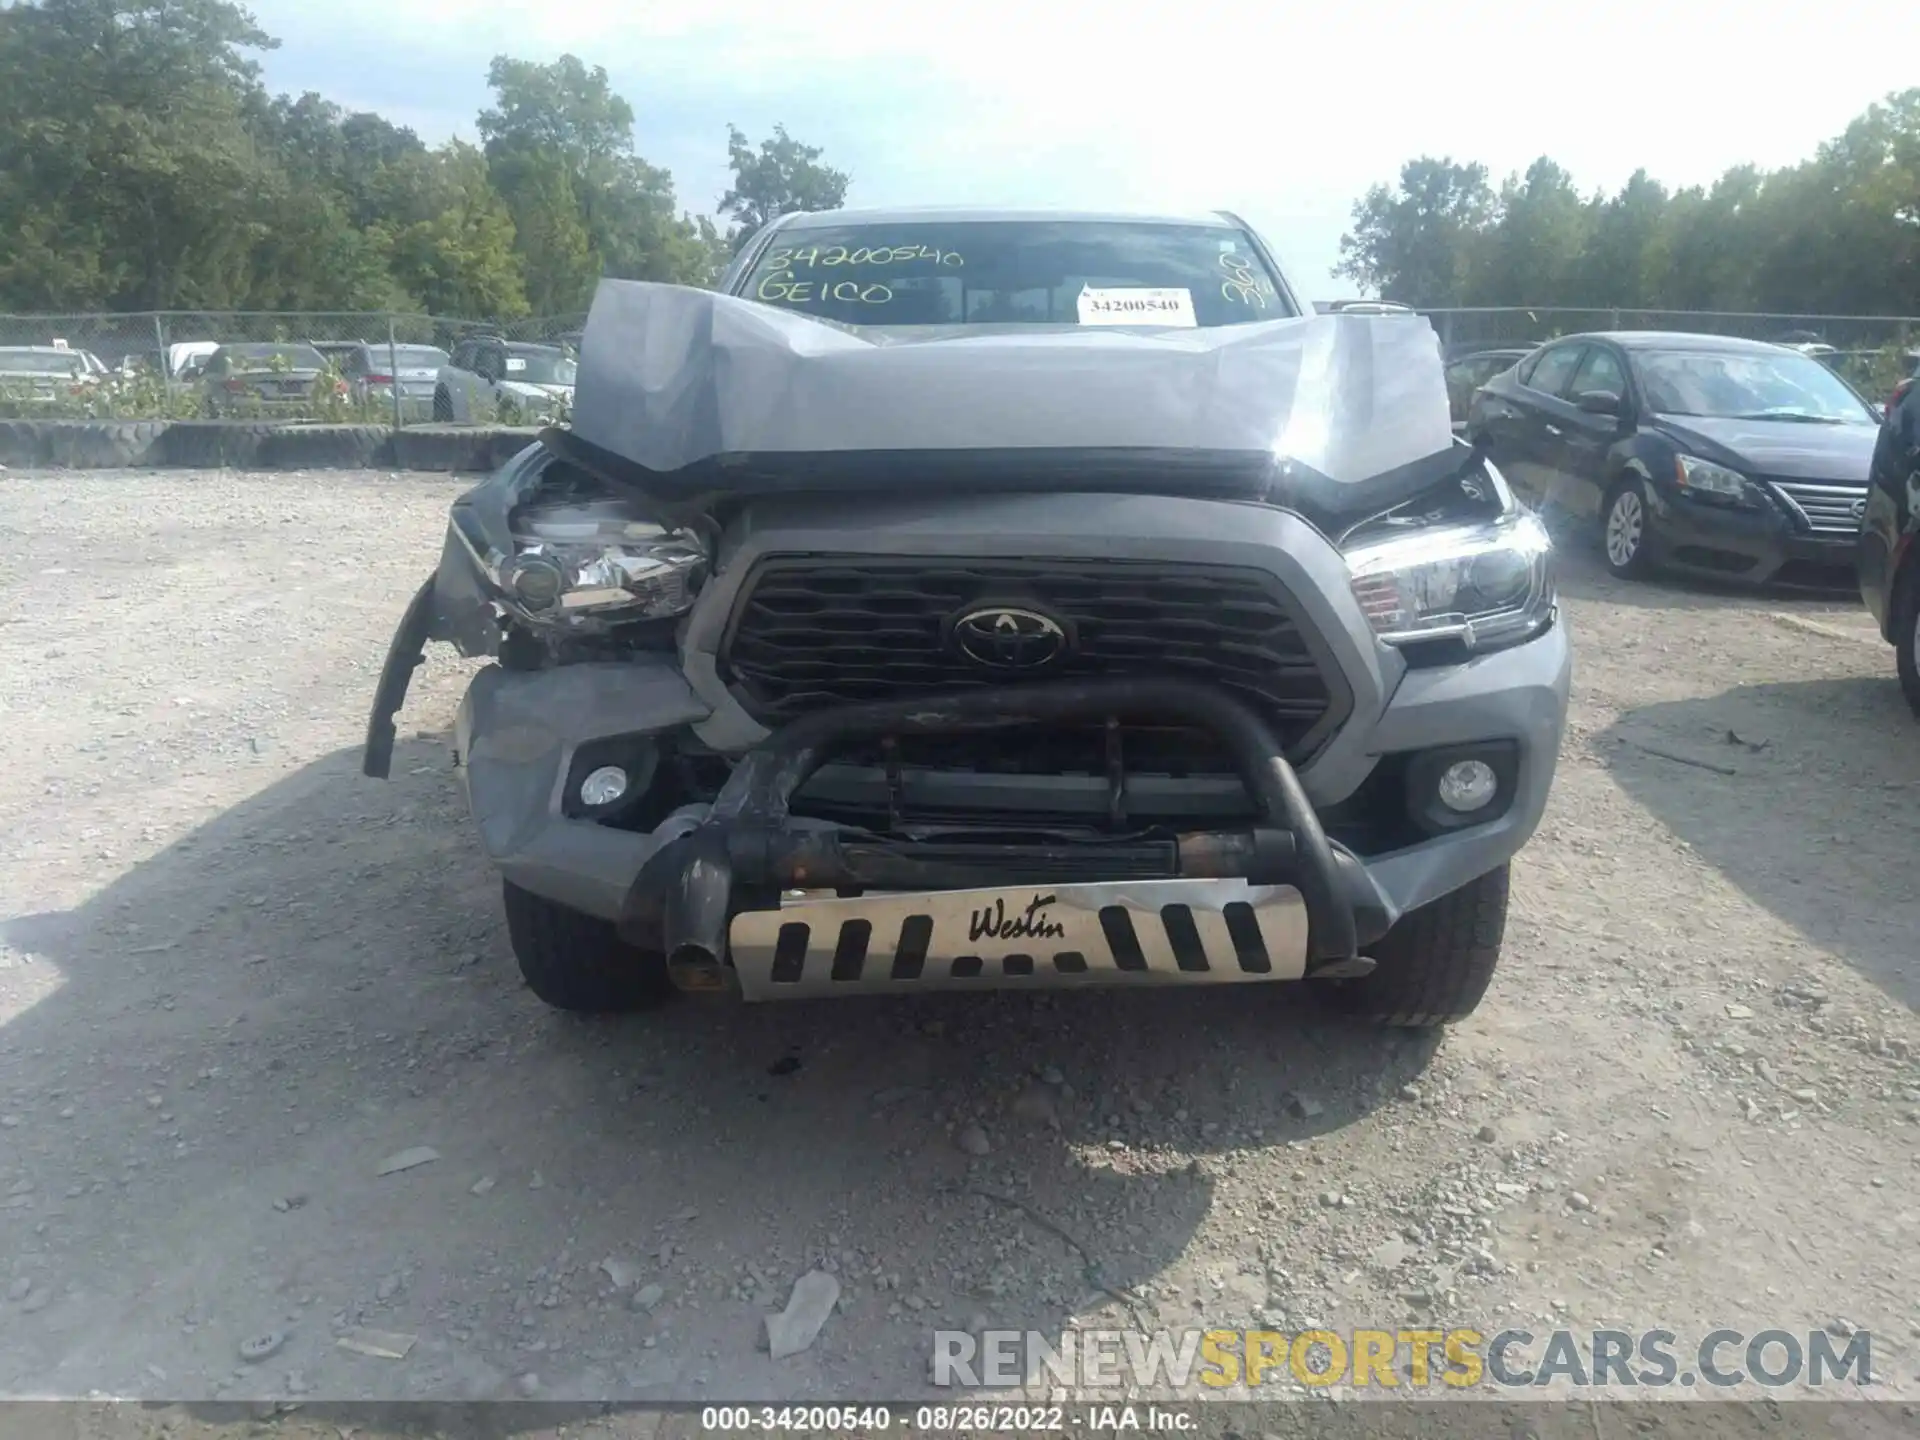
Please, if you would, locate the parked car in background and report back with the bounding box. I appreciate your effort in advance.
[1469,331,1880,586]
[1324,299,1417,316]
[1444,346,1537,429]
[432,337,575,423]
[336,342,449,418]
[118,348,166,379]
[167,341,220,381]
[310,341,365,369]
[197,342,344,416]
[1858,373,1920,716]
[0,345,103,404]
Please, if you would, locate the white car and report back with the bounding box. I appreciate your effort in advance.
[432,337,576,424]
[0,345,104,403]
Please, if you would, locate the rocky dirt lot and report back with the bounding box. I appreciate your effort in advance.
[1,469,1917,1431]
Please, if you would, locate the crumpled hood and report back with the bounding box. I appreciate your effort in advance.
[564,279,1465,527]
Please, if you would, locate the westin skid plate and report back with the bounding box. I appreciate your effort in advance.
[725,877,1308,1001]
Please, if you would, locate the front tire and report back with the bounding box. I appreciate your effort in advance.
[432,387,452,422]
[502,881,673,1013]
[1324,864,1509,1027]
[1601,478,1654,578]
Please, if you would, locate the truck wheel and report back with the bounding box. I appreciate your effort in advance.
[432,387,452,422]
[1323,864,1509,1027]
[501,881,673,1012]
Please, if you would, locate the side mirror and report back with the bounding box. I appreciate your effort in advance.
[1575,389,1624,417]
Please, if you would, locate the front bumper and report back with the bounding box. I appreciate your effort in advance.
[368,478,1572,999]
[613,676,1367,994]
[425,614,1568,998]
[1643,490,1857,586]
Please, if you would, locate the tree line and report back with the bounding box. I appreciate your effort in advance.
[0,0,850,317]
[1336,90,1920,316]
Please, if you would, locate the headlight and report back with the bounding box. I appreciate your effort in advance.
[1345,511,1554,650]
[1674,454,1753,501]
[493,499,708,628]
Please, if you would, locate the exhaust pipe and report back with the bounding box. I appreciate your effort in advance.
[657,841,734,993]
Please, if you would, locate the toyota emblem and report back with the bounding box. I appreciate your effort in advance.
[950,606,1069,669]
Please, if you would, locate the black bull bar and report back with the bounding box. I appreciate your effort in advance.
[616,677,1389,988]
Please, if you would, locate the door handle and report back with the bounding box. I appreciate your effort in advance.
[1544,424,1562,436]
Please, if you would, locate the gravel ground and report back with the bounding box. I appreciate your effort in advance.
[1,469,1917,1427]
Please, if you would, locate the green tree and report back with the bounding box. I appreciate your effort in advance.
[1336,89,1920,319]
[1567,169,1670,309]
[478,53,713,305]
[486,151,597,313]
[1335,158,1495,305]
[0,0,280,309]
[719,123,851,253]
[385,143,529,318]
[1654,166,1764,311]
[1469,158,1588,306]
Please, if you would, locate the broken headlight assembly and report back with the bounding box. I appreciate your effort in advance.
[1343,507,1555,652]
[468,498,709,630]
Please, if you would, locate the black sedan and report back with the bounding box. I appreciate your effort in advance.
[1858,373,1920,716]
[1468,331,1881,586]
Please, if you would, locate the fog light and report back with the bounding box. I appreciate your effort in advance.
[504,554,566,611]
[579,765,628,807]
[1437,759,1498,813]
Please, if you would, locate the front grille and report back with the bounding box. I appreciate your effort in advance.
[720,557,1345,754]
[1770,480,1866,536]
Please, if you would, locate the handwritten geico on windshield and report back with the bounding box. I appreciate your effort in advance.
[756,273,894,305]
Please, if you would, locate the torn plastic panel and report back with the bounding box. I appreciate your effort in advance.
[360,441,712,779]
[560,280,1467,535]
[361,449,550,779]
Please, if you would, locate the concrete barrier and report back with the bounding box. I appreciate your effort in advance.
[0,420,543,473]
[389,424,542,473]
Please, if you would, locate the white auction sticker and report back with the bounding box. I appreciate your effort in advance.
[1076,286,1198,327]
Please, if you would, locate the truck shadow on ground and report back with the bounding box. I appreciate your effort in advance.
[1599,677,1919,1012]
[1,738,1438,1404]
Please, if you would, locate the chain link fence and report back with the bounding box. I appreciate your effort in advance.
[0,311,588,425]
[1421,306,1920,399]
[5,305,1917,424]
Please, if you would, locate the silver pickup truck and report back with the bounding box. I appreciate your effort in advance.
[363,206,1570,1028]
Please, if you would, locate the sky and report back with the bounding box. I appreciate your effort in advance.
[249,3,1913,299]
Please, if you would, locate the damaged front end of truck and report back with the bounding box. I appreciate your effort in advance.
[364,276,1568,1022]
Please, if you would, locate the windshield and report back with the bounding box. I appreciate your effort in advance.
[1633,349,1877,424]
[737,220,1293,328]
[0,351,83,374]
[225,344,327,370]
[507,351,576,385]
